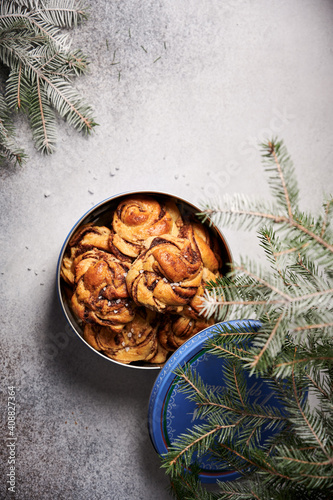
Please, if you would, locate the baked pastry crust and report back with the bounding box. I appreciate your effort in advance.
[109,195,183,259]
[71,249,135,330]
[126,231,203,314]
[157,314,215,351]
[60,224,113,285]
[83,308,161,364]
[179,221,221,273]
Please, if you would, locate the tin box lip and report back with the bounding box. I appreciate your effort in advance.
[147,319,262,483]
[56,190,233,370]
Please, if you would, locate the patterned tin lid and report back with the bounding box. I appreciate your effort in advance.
[148,319,283,483]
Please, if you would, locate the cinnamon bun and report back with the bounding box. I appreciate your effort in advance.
[71,249,135,330]
[109,195,183,259]
[60,224,113,285]
[83,308,160,364]
[125,232,203,313]
[157,314,214,351]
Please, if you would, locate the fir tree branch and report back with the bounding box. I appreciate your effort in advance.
[211,328,262,337]
[177,372,285,422]
[279,456,332,467]
[43,75,94,130]
[246,427,258,447]
[300,473,333,480]
[1,12,70,50]
[231,265,333,305]
[3,41,95,138]
[275,357,333,369]
[290,219,333,253]
[250,492,261,500]
[178,372,206,402]
[202,205,333,253]
[304,373,330,399]
[168,422,243,467]
[203,207,286,225]
[0,0,95,162]
[209,343,251,361]
[36,76,50,152]
[198,402,285,423]
[17,61,22,107]
[164,140,333,499]
[218,443,293,480]
[233,265,291,301]
[320,199,332,238]
[269,140,294,219]
[233,364,245,407]
[291,287,333,304]
[250,313,284,368]
[292,322,333,333]
[291,360,332,462]
[274,241,310,257]
[0,92,26,164]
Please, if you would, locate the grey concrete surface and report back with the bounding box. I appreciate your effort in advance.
[1,1,333,499]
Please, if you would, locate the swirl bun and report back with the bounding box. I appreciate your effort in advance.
[179,221,221,273]
[109,195,182,259]
[83,308,160,364]
[60,224,112,285]
[71,249,135,330]
[182,266,220,319]
[126,231,203,313]
[157,314,214,351]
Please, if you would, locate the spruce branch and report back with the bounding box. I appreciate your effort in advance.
[0,0,96,164]
[261,139,299,218]
[0,92,26,164]
[163,139,333,499]
[291,363,332,462]
[320,199,332,239]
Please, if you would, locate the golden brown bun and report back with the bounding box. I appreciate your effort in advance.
[60,246,77,286]
[109,195,183,259]
[179,221,221,273]
[71,224,112,252]
[157,314,214,352]
[71,249,135,330]
[182,267,220,318]
[148,340,169,365]
[83,308,160,364]
[126,231,203,314]
[60,224,113,286]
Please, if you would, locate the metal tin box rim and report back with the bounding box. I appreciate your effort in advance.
[56,190,233,370]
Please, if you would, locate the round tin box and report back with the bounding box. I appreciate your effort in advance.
[56,191,233,369]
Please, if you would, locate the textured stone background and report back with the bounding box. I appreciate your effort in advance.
[1,1,333,499]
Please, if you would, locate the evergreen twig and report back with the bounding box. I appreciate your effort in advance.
[161,139,333,499]
[0,0,96,164]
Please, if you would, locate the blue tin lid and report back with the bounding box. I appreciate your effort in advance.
[148,319,283,483]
